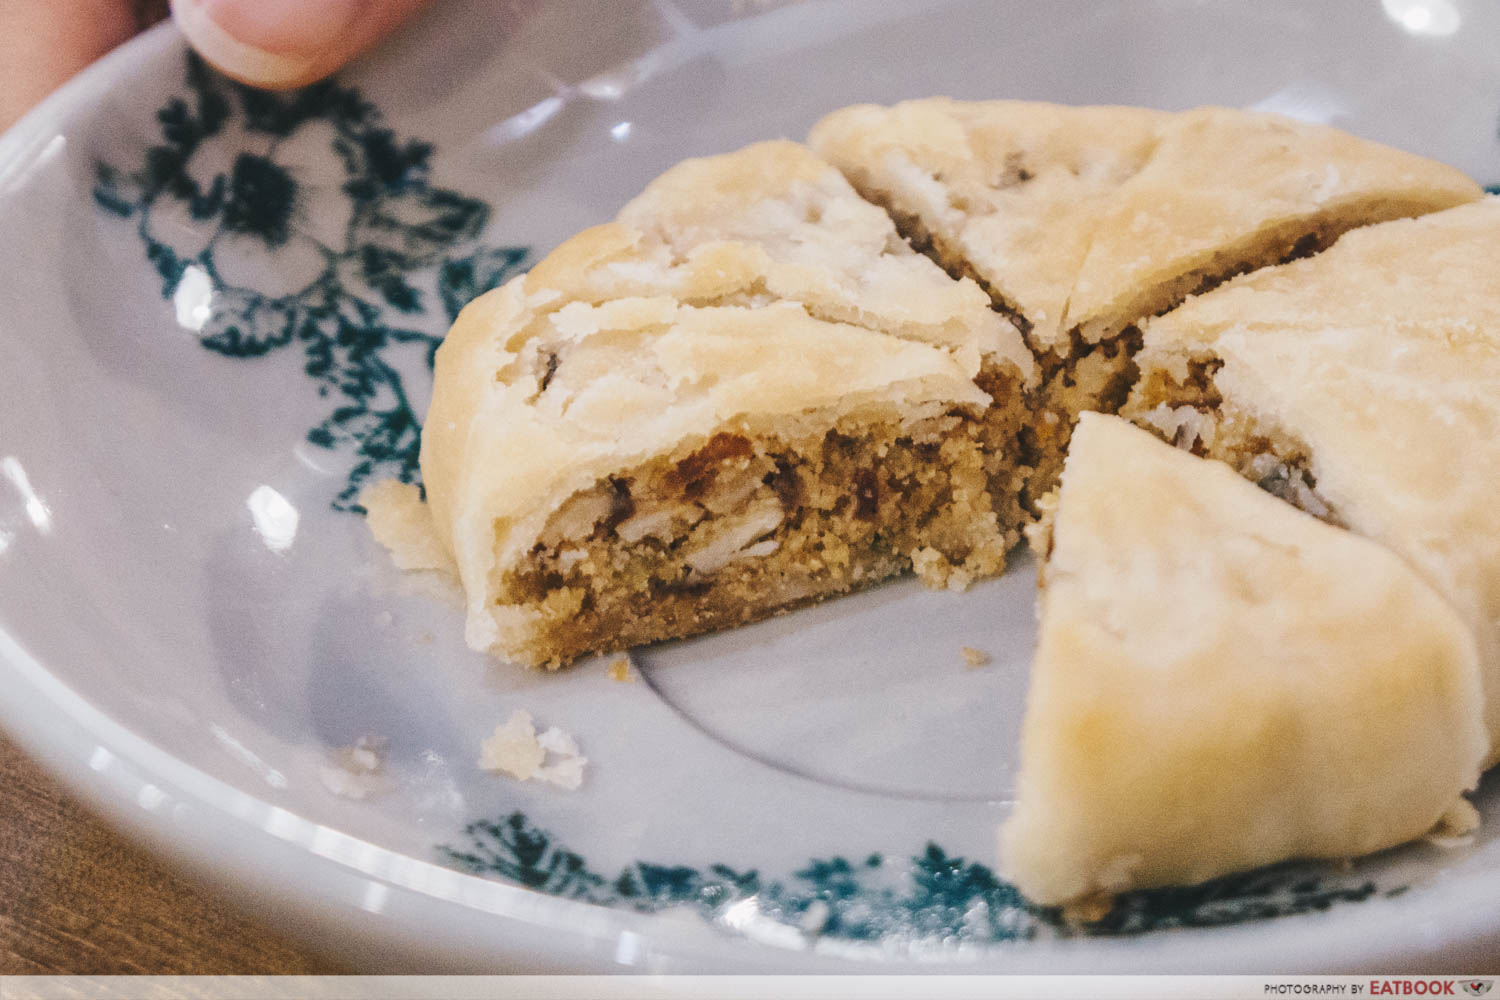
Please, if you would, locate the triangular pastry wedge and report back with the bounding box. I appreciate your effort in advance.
[809,99,1482,495]
[810,98,1480,353]
[1003,413,1484,905]
[405,141,1035,666]
[1127,196,1500,763]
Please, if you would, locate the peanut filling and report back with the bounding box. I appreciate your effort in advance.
[865,183,1354,516]
[1125,357,1339,524]
[497,413,1021,667]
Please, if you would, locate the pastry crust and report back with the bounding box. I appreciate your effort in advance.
[1129,196,1500,764]
[810,99,1166,345]
[809,98,1482,352]
[417,141,1034,664]
[1003,413,1484,905]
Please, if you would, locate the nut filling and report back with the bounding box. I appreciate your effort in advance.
[865,187,1346,514]
[497,414,1020,667]
[1125,357,1341,524]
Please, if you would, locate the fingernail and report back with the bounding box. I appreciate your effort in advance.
[171,0,364,88]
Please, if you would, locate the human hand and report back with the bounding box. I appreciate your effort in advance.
[0,0,431,133]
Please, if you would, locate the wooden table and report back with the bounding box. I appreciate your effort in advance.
[0,733,344,974]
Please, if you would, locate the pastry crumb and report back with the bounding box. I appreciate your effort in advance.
[319,736,384,800]
[799,899,831,935]
[361,480,466,610]
[960,646,991,668]
[607,656,635,683]
[1425,797,1481,849]
[396,569,465,610]
[319,766,375,800]
[360,480,453,572]
[1061,892,1115,925]
[479,710,587,790]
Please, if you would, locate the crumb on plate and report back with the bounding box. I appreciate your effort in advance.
[319,736,384,801]
[479,709,587,790]
[1061,892,1115,926]
[1425,797,1481,849]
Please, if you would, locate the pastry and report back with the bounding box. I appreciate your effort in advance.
[360,103,1499,908]
[809,99,1482,498]
[413,141,1035,667]
[1003,413,1484,905]
[1126,195,1500,763]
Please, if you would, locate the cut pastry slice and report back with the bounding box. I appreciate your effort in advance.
[809,99,1482,497]
[1003,413,1484,906]
[412,141,1035,667]
[1126,195,1500,763]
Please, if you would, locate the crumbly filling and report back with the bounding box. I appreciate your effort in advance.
[868,202,1121,513]
[861,194,1342,518]
[972,361,1042,530]
[1017,326,1145,511]
[857,176,1366,512]
[498,413,1023,667]
[1023,487,1060,569]
[1125,357,1340,524]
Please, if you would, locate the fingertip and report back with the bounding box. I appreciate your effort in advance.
[171,0,327,89]
[172,0,429,91]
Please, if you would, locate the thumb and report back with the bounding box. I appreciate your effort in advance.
[171,0,431,90]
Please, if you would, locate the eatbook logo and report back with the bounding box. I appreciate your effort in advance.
[1462,982,1493,997]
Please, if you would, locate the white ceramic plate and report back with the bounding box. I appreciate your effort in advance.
[4,0,1500,973]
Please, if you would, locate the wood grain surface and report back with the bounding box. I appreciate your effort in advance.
[0,733,344,974]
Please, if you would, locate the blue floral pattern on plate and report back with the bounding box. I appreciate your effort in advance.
[93,53,530,509]
[440,810,1388,945]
